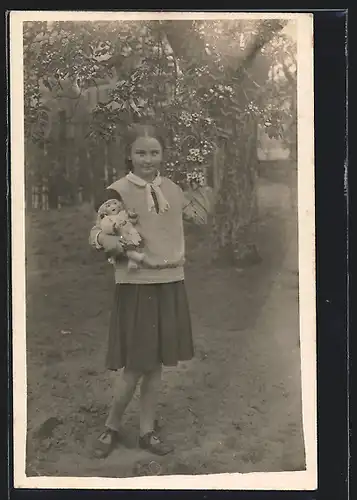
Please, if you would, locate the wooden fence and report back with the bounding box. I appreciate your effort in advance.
[25,133,128,211]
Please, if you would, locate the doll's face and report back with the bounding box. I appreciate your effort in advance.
[100,199,122,216]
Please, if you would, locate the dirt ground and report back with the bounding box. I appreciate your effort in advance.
[24,176,306,478]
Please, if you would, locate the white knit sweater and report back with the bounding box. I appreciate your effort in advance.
[89,176,213,284]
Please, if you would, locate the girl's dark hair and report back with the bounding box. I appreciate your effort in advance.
[123,122,166,173]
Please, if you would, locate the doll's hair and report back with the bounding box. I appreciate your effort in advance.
[98,198,122,217]
[123,122,166,173]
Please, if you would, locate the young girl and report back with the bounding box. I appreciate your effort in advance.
[89,123,214,458]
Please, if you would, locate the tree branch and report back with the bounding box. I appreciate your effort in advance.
[162,18,287,89]
[233,19,288,80]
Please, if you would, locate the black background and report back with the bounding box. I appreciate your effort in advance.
[2,8,350,500]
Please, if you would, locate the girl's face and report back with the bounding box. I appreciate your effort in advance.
[130,136,163,181]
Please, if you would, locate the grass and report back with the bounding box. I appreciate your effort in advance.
[24,177,305,478]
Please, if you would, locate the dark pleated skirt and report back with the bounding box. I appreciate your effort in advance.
[106,281,194,372]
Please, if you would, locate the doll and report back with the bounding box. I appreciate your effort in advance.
[97,198,144,270]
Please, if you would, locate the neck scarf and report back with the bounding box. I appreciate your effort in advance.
[126,171,170,215]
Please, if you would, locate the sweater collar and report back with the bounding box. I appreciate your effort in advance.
[126,172,170,214]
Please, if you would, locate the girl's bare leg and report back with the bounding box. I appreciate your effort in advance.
[105,369,141,432]
[138,364,173,455]
[139,364,162,437]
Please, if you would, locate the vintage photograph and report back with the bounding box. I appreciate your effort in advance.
[10,11,316,489]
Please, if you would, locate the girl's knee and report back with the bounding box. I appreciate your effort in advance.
[122,368,142,385]
[142,364,162,382]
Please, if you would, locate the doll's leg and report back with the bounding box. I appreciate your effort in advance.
[127,259,139,270]
[127,250,144,263]
[127,250,144,270]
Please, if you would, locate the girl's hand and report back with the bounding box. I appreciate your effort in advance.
[97,232,124,257]
[182,185,215,225]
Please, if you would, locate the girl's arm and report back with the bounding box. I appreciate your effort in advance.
[89,225,125,257]
[182,185,215,225]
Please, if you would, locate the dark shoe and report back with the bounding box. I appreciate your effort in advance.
[93,428,120,459]
[139,431,173,456]
[154,416,164,432]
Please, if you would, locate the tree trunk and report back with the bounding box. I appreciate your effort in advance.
[211,109,261,267]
